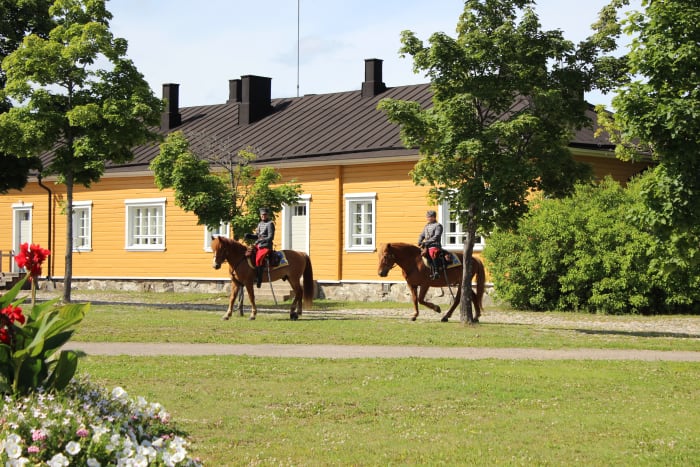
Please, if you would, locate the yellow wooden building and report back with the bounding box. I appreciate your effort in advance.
[0,59,651,299]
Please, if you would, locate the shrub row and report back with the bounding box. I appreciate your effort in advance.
[484,176,700,314]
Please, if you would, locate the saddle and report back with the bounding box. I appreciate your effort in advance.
[246,247,286,269]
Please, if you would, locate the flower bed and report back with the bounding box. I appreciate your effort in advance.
[1,376,202,466]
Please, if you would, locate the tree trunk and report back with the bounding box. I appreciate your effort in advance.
[63,171,74,303]
[459,209,478,324]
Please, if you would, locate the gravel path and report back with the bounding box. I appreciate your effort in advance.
[62,341,700,361]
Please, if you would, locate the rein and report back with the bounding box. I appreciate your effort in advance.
[219,241,249,272]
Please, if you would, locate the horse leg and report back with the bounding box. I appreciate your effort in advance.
[417,285,441,316]
[288,277,302,320]
[223,280,242,320]
[441,285,462,323]
[245,282,258,320]
[409,285,420,321]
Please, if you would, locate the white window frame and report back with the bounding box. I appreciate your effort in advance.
[344,192,376,252]
[124,198,166,251]
[204,222,230,252]
[281,194,311,252]
[72,200,92,252]
[440,201,485,252]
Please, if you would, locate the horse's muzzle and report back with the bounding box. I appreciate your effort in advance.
[213,262,221,270]
[378,269,388,277]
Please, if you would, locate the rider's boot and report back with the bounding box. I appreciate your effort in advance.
[256,266,263,288]
[429,258,439,279]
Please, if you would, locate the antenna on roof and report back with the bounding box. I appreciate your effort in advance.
[297,0,300,97]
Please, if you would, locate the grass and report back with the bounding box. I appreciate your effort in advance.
[78,356,700,466]
[59,290,700,464]
[70,301,700,352]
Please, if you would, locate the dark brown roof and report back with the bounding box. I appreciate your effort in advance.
[41,70,615,174]
[113,83,434,173]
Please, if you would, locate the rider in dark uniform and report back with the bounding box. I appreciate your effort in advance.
[253,207,275,288]
[418,210,443,279]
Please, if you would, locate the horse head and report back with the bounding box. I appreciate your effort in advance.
[211,236,227,270]
[377,243,396,277]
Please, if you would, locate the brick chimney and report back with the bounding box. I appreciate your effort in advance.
[161,83,181,130]
[239,75,272,125]
[361,58,386,98]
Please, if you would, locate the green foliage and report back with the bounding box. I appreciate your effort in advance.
[601,0,700,248]
[0,0,54,191]
[484,176,700,314]
[0,276,88,394]
[152,131,302,238]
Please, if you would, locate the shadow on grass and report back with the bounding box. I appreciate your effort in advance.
[574,328,700,339]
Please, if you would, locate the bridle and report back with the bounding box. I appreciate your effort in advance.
[380,251,397,273]
[213,241,248,272]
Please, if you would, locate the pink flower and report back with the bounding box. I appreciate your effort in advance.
[76,427,89,438]
[32,428,47,441]
[28,445,41,454]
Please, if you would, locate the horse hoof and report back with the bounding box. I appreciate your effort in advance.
[290,313,299,321]
[435,307,442,314]
[249,316,256,321]
[440,316,449,323]
[222,315,230,321]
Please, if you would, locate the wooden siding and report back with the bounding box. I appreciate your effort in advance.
[0,151,654,285]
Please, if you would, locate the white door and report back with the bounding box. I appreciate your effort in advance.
[12,206,32,273]
[282,195,310,253]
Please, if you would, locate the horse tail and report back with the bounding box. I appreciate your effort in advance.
[473,256,486,312]
[302,254,315,309]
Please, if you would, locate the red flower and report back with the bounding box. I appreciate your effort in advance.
[1,305,25,325]
[14,243,50,279]
[0,328,9,345]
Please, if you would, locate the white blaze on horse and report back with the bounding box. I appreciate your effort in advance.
[377,242,486,322]
[211,236,314,320]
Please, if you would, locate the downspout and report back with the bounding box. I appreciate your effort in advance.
[36,174,53,283]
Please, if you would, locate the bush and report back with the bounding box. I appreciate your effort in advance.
[484,176,700,314]
[0,376,202,465]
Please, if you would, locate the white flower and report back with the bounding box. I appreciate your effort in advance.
[5,434,22,445]
[47,452,70,467]
[5,440,23,459]
[65,440,81,456]
[6,457,30,466]
[86,459,102,467]
[111,387,128,401]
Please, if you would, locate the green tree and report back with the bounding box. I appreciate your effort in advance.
[597,0,700,264]
[151,131,302,238]
[0,0,54,193]
[0,0,163,302]
[378,0,623,323]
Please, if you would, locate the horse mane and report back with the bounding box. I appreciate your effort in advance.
[214,236,247,255]
[385,242,421,253]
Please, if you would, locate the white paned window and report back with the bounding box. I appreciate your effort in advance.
[441,201,485,252]
[125,198,166,251]
[345,193,376,252]
[72,201,92,251]
[204,222,230,251]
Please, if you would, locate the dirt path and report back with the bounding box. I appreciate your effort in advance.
[62,341,700,361]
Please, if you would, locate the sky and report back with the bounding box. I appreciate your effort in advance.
[107,0,641,109]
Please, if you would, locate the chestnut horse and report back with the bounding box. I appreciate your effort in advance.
[377,242,485,322]
[211,236,314,320]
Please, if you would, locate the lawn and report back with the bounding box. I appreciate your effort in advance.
[67,293,700,465]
